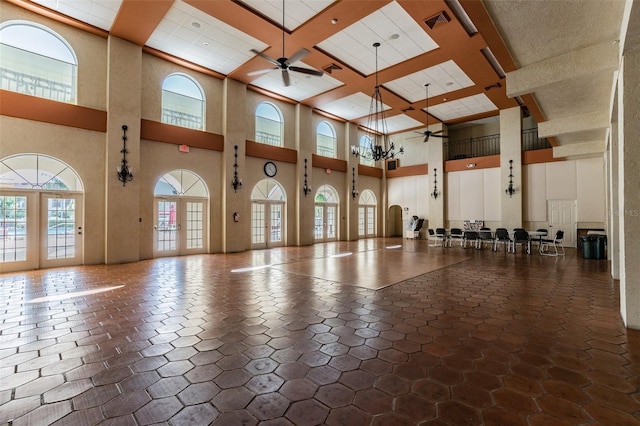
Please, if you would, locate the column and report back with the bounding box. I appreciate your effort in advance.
[222,78,248,253]
[296,104,314,246]
[500,106,523,229]
[619,50,640,328]
[105,36,142,264]
[346,122,359,241]
[427,126,445,229]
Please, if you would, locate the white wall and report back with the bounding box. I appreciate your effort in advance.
[446,168,501,224]
[387,174,429,225]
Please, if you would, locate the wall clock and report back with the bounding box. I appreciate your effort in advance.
[264,161,277,177]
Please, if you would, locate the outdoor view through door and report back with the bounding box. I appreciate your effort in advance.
[0,154,84,272]
[153,170,208,257]
[251,179,285,249]
[314,184,339,241]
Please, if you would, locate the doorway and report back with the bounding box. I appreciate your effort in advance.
[251,179,286,249]
[547,199,576,247]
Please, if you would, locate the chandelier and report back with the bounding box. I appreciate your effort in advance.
[351,42,403,162]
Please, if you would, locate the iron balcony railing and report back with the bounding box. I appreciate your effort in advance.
[444,128,551,160]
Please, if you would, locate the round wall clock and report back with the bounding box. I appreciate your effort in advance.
[264,161,277,177]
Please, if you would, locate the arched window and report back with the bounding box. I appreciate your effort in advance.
[0,21,77,103]
[154,169,208,197]
[359,135,375,167]
[316,121,336,158]
[0,154,83,191]
[161,74,205,130]
[255,102,283,147]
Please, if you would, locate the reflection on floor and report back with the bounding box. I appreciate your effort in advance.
[1,238,638,425]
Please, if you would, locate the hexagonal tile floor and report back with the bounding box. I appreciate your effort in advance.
[1,238,638,425]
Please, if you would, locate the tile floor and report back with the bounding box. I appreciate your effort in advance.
[1,238,639,425]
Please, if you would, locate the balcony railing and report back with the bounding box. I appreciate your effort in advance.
[444,128,551,160]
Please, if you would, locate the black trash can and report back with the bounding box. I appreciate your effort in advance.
[594,235,607,259]
[580,235,594,259]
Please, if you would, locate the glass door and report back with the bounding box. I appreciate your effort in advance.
[40,193,83,269]
[314,204,337,241]
[251,202,284,249]
[155,199,179,257]
[0,192,37,272]
[154,198,207,257]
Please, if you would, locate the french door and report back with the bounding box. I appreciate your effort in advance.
[358,205,376,238]
[314,204,337,241]
[252,202,284,249]
[154,198,207,257]
[0,191,83,273]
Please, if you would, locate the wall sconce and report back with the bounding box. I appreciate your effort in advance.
[430,168,440,199]
[505,159,516,197]
[116,124,134,186]
[302,158,311,197]
[231,145,242,192]
[351,167,359,199]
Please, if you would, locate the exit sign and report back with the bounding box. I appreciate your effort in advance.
[179,145,189,153]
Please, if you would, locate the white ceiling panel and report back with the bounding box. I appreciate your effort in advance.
[250,64,343,101]
[384,60,475,104]
[428,94,498,121]
[363,114,424,134]
[319,92,386,121]
[317,1,438,75]
[147,1,268,75]
[30,0,122,31]
[238,0,335,31]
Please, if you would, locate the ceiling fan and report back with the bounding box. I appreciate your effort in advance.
[415,83,448,142]
[248,0,323,87]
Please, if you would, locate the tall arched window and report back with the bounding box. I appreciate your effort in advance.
[255,102,283,147]
[316,121,336,158]
[161,74,205,130]
[0,21,77,103]
[359,135,375,167]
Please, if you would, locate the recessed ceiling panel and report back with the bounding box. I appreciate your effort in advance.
[237,0,335,31]
[385,60,475,104]
[30,0,122,31]
[364,114,424,134]
[319,92,389,121]
[428,94,498,121]
[250,63,343,102]
[317,1,439,75]
[147,1,268,75]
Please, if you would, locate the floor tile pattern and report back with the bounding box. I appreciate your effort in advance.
[1,238,639,425]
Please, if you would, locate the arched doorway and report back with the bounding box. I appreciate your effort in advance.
[0,154,84,272]
[358,189,377,238]
[251,179,285,249]
[388,205,403,237]
[153,170,209,257]
[314,184,339,242]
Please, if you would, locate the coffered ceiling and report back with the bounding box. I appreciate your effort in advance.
[10,0,635,151]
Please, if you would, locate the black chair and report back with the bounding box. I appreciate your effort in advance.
[540,230,565,256]
[532,228,548,252]
[435,228,447,247]
[512,229,531,254]
[427,229,441,247]
[493,228,512,252]
[477,229,494,250]
[448,228,464,247]
[462,231,479,249]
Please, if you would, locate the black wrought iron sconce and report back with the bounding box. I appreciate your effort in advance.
[302,158,311,197]
[351,167,359,199]
[430,168,440,199]
[505,159,516,197]
[116,124,134,186]
[231,145,242,192]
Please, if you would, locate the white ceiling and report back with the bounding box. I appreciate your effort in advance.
[23,0,637,151]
